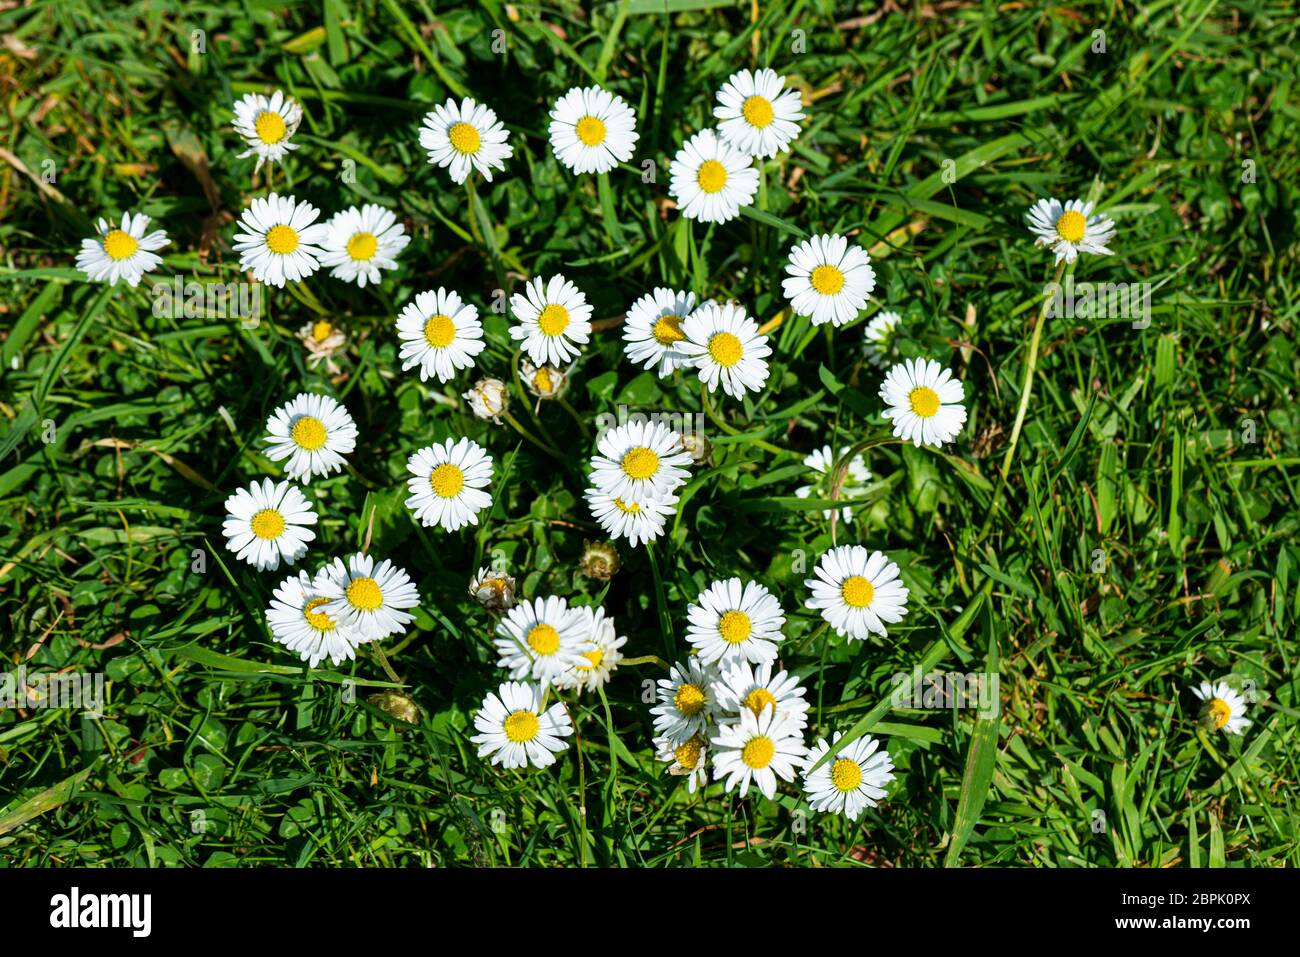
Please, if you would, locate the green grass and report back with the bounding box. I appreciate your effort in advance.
[2,0,1298,867]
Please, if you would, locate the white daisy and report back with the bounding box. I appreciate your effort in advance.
[548,85,639,175]
[622,287,697,377]
[232,193,327,288]
[794,446,871,524]
[677,301,771,400]
[863,311,902,368]
[508,274,593,367]
[471,681,573,770]
[584,485,678,548]
[396,287,486,384]
[463,377,509,423]
[880,357,967,447]
[494,595,593,688]
[711,706,807,799]
[469,566,517,612]
[804,545,909,641]
[686,577,787,666]
[802,732,895,820]
[650,658,721,741]
[1191,680,1252,735]
[419,97,513,184]
[715,659,809,731]
[521,360,567,399]
[782,233,875,327]
[555,606,626,693]
[1025,197,1116,264]
[265,569,363,667]
[75,212,169,287]
[318,204,409,288]
[314,553,420,641]
[404,437,493,532]
[668,129,759,223]
[263,392,358,483]
[232,90,303,173]
[654,733,709,793]
[589,419,692,502]
[714,67,805,159]
[222,478,317,572]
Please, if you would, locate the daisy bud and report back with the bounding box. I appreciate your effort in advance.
[463,377,509,423]
[579,540,621,581]
[470,566,517,612]
[368,691,420,726]
[297,319,347,371]
[677,430,712,466]
[521,360,567,399]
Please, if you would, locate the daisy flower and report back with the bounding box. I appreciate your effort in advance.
[508,274,593,367]
[222,478,317,572]
[863,311,901,368]
[419,97,513,184]
[677,301,771,400]
[404,437,493,532]
[471,681,573,770]
[494,595,593,688]
[469,566,517,612]
[464,377,509,423]
[589,419,692,502]
[585,485,678,548]
[711,706,807,799]
[622,287,696,378]
[1025,197,1116,264]
[804,545,909,641]
[315,553,420,641]
[521,360,567,399]
[548,85,639,175]
[556,606,626,693]
[802,732,895,820]
[232,193,327,288]
[714,67,805,158]
[654,733,709,793]
[668,129,759,223]
[880,358,968,448]
[232,90,303,173]
[396,287,486,384]
[686,577,787,666]
[794,446,871,524]
[715,659,810,731]
[1191,681,1252,735]
[266,569,362,667]
[75,212,169,287]
[318,204,409,288]
[263,392,358,483]
[297,319,347,372]
[782,233,875,327]
[650,658,721,741]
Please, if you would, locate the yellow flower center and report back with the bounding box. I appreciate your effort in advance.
[429,463,465,498]
[1208,698,1232,729]
[303,596,334,632]
[718,610,752,644]
[575,115,607,146]
[527,623,560,656]
[674,736,703,769]
[674,682,706,716]
[249,508,285,540]
[254,110,286,144]
[614,498,640,514]
[741,735,775,769]
[291,415,328,451]
[908,386,941,418]
[533,367,554,394]
[537,303,570,337]
[311,320,333,341]
[707,331,743,367]
[621,446,660,481]
[448,121,481,155]
[266,224,299,255]
[831,758,862,792]
[346,231,378,262]
[1055,209,1086,243]
[743,687,777,717]
[578,648,604,670]
[742,95,775,128]
[102,229,138,261]
[811,264,845,295]
[504,710,539,743]
[421,314,455,348]
[696,159,728,194]
[346,577,384,611]
[840,575,874,609]
[652,314,685,345]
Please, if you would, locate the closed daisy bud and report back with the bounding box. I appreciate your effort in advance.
[677,430,712,466]
[463,377,509,423]
[368,691,421,726]
[521,359,567,399]
[579,540,621,581]
[470,566,517,612]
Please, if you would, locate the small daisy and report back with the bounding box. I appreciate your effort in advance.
[1025,197,1116,264]
[589,419,692,502]
[794,446,871,524]
[782,233,875,327]
[863,311,902,368]
[711,706,807,799]
[508,274,593,367]
[650,658,721,741]
[404,437,493,532]
[297,319,347,372]
[622,288,697,378]
[471,681,573,770]
[556,606,626,693]
[494,595,593,688]
[584,485,678,548]
[548,85,639,175]
[668,129,759,223]
[715,659,810,731]
[232,90,303,173]
[654,733,709,793]
[464,377,509,423]
[802,732,895,820]
[315,553,420,641]
[521,360,567,399]
[222,478,317,572]
[469,566,517,612]
[677,301,771,400]
[805,545,909,641]
[263,392,358,483]
[419,97,513,184]
[75,212,169,288]
[686,577,787,666]
[1191,681,1252,735]
[714,67,805,159]
[266,569,362,667]
[318,204,409,288]
[880,358,967,448]
[232,193,327,288]
[396,287,486,384]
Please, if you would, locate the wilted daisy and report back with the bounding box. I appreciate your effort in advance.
[222,478,317,572]
[397,287,486,384]
[714,67,805,158]
[677,301,771,400]
[548,85,639,175]
[654,733,709,793]
[319,204,409,288]
[232,193,326,288]
[623,288,696,378]
[521,360,567,399]
[75,212,169,287]
[1025,197,1116,264]
[419,97,513,184]
[585,485,677,548]
[494,595,593,687]
[578,540,621,580]
[508,274,592,367]
[802,732,895,820]
[464,377,509,423]
[794,446,871,524]
[404,437,493,532]
[782,233,875,327]
[470,566,516,612]
[264,392,358,483]
[805,545,909,641]
[880,358,967,448]
[232,90,303,173]
[715,660,809,731]
[678,429,712,465]
[297,319,347,372]
[589,419,692,502]
[315,553,420,641]
[668,129,759,223]
[686,577,787,666]
[266,569,361,667]
[471,681,573,770]
[650,658,720,741]
[556,606,626,693]
[711,706,807,799]
[863,311,901,368]
[1191,680,1252,735]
